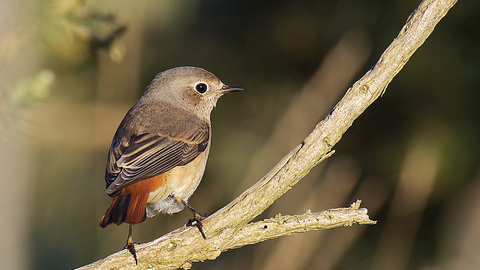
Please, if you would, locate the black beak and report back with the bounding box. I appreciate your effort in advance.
[221,84,243,93]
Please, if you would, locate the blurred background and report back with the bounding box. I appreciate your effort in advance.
[1,0,479,269]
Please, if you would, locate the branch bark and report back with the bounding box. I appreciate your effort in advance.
[78,0,457,268]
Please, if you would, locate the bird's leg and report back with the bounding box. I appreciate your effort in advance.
[175,196,208,239]
[124,224,138,265]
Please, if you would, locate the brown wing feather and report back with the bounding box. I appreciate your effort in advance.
[104,101,210,196]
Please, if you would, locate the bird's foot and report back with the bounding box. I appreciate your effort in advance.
[124,225,138,265]
[187,212,208,239]
[175,196,209,239]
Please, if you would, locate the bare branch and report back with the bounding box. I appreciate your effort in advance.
[78,0,457,269]
[225,200,376,250]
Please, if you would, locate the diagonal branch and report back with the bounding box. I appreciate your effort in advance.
[78,0,457,269]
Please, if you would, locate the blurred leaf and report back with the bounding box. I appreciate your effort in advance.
[0,70,54,135]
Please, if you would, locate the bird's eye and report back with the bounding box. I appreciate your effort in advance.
[195,83,208,94]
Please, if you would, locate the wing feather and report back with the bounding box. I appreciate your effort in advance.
[105,119,210,196]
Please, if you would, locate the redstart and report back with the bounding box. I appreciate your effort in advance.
[99,66,242,263]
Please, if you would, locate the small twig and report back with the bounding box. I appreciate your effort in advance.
[224,200,376,250]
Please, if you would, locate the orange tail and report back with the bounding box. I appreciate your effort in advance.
[99,174,165,228]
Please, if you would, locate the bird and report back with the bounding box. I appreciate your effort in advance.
[99,66,242,263]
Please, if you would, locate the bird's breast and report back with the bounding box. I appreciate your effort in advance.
[145,146,210,216]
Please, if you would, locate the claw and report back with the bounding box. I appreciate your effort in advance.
[187,216,207,239]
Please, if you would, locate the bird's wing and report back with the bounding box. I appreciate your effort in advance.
[105,123,210,196]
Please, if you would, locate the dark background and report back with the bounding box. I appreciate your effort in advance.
[1,0,479,269]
